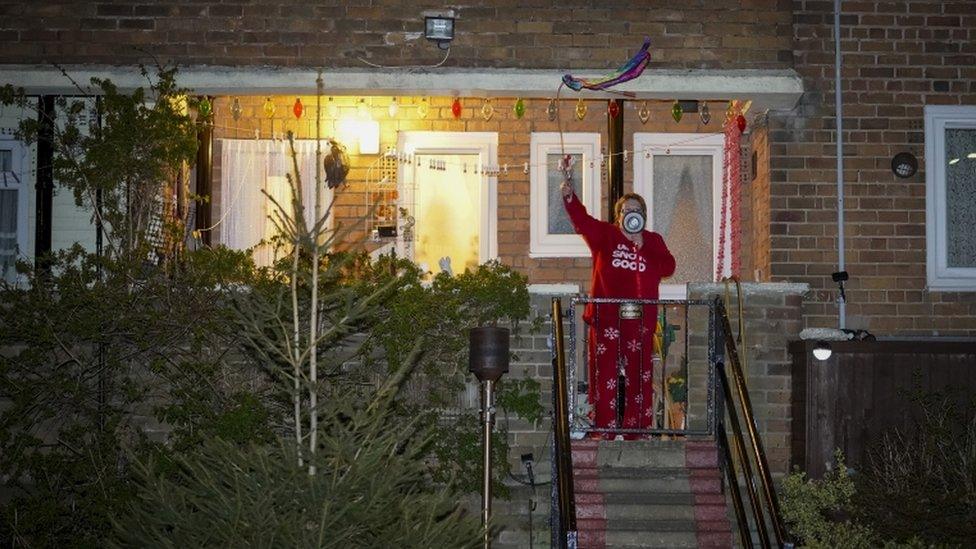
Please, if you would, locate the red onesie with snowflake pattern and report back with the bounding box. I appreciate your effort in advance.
[564,192,676,436]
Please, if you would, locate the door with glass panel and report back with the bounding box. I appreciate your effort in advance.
[633,133,726,298]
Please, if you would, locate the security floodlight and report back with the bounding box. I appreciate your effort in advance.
[425,16,454,49]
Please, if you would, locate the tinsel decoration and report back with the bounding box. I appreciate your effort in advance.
[717,109,743,280]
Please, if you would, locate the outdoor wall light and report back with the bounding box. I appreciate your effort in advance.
[425,16,454,49]
[336,119,380,155]
[813,341,832,361]
[891,152,918,178]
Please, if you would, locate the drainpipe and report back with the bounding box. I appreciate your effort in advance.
[195,96,213,246]
[607,99,624,216]
[834,0,846,329]
[35,95,55,270]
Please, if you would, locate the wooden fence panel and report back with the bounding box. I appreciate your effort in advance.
[789,340,976,479]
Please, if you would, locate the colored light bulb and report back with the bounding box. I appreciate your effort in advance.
[263,97,276,118]
[292,97,304,119]
[230,97,243,121]
[388,97,398,117]
[481,98,494,121]
[608,99,620,119]
[327,97,338,118]
[575,98,587,121]
[198,97,212,119]
[514,97,525,119]
[452,97,462,119]
[671,100,682,123]
[417,97,429,118]
[637,101,650,124]
[357,98,369,119]
[736,113,747,133]
[546,98,558,121]
[699,102,711,125]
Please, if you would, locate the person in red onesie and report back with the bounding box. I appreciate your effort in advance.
[561,180,676,438]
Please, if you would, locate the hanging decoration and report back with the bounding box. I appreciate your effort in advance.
[388,97,399,117]
[546,98,558,121]
[699,102,711,125]
[451,96,462,119]
[513,97,526,119]
[717,106,743,281]
[608,99,620,118]
[562,37,651,92]
[671,100,682,123]
[230,97,243,121]
[197,97,213,122]
[292,97,304,119]
[575,98,587,121]
[417,97,430,118]
[637,101,650,124]
[481,98,494,121]
[736,113,747,133]
[357,98,369,118]
[327,97,339,118]
[263,97,276,118]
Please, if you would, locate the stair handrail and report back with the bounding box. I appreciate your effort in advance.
[716,297,788,547]
[550,297,578,549]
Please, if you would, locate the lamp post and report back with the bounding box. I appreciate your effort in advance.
[469,326,510,549]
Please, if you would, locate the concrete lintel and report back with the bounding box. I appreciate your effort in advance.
[689,282,811,296]
[0,65,804,113]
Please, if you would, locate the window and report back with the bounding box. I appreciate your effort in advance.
[218,139,332,266]
[529,132,601,257]
[396,131,498,274]
[925,106,976,291]
[0,137,28,283]
[633,133,726,298]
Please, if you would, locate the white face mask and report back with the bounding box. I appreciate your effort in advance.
[622,210,645,234]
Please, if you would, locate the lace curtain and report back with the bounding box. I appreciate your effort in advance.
[218,139,332,266]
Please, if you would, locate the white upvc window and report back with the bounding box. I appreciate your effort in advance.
[925,106,976,292]
[0,135,29,283]
[633,132,727,299]
[529,132,602,257]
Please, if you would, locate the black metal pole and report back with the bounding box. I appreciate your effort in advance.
[194,97,213,246]
[607,99,624,214]
[551,298,577,547]
[718,424,754,548]
[34,95,55,270]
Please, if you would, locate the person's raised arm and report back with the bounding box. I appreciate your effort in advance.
[560,180,604,249]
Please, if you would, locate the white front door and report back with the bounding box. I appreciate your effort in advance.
[633,132,726,298]
[396,132,498,274]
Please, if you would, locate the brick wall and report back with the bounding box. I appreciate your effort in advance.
[769,0,976,335]
[210,95,727,288]
[0,1,793,70]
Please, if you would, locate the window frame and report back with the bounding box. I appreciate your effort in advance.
[529,132,602,258]
[0,134,30,282]
[925,105,976,291]
[632,132,726,298]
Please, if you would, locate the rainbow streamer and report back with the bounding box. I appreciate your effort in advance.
[562,38,651,92]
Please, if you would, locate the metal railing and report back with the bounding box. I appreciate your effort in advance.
[714,298,789,548]
[548,295,789,548]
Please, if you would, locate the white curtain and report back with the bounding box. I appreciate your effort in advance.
[218,139,332,266]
